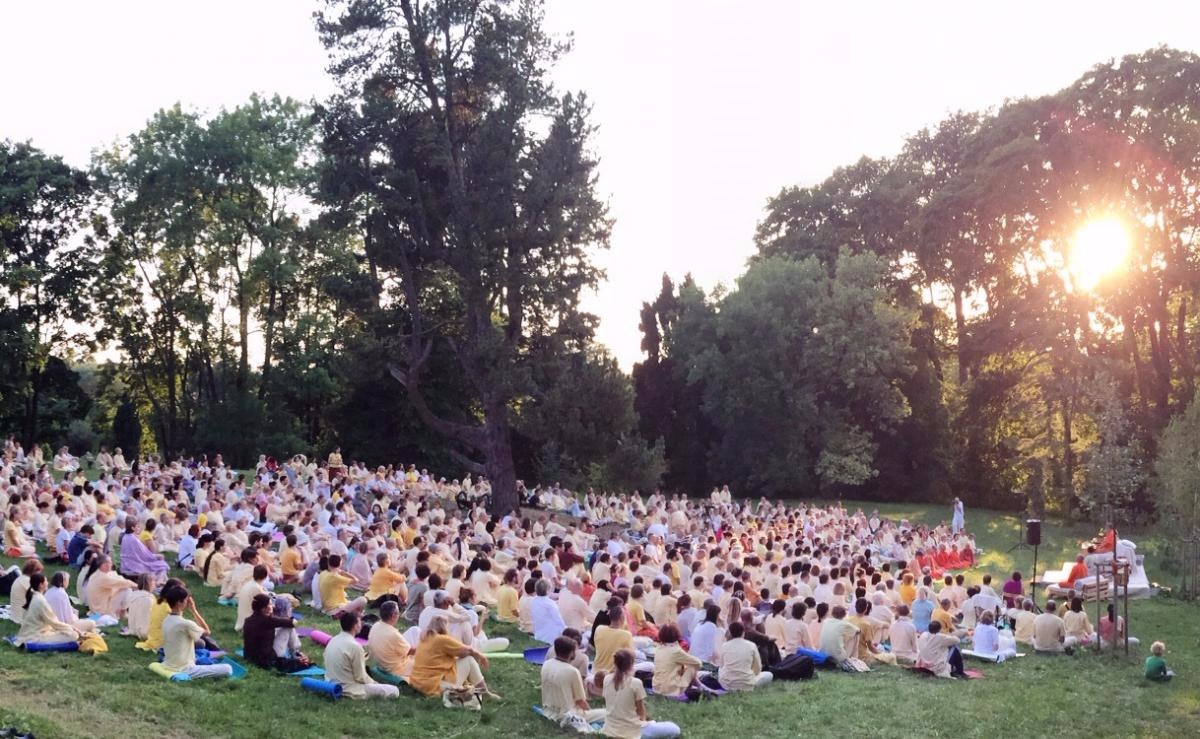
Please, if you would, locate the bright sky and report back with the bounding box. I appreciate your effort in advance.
[3,1,1198,368]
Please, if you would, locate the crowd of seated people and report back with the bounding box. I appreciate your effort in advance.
[1,435,1169,737]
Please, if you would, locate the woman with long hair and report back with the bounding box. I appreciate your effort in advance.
[14,572,79,647]
[600,649,680,738]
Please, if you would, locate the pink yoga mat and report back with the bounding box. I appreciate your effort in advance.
[298,628,367,647]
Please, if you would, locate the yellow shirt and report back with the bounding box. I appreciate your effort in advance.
[162,614,204,672]
[652,643,702,696]
[931,607,955,634]
[366,568,406,601]
[495,584,519,622]
[136,599,172,650]
[366,621,414,677]
[319,570,353,612]
[601,673,647,739]
[280,548,303,578]
[593,624,634,673]
[408,634,465,696]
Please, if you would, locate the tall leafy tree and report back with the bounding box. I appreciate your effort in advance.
[317,0,611,513]
[0,141,94,446]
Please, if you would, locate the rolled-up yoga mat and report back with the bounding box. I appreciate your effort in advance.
[301,677,342,699]
[523,646,549,665]
[306,629,333,646]
[24,641,80,653]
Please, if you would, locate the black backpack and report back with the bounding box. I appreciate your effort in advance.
[359,613,379,640]
[769,653,816,681]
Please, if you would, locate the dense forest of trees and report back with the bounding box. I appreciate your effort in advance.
[1,1,1198,524]
[635,46,1200,525]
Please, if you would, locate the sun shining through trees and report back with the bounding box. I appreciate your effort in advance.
[1069,216,1132,291]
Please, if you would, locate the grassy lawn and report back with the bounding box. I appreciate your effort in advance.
[0,501,1195,738]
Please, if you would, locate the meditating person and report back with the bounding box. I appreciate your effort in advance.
[1033,599,1067,654]
[85,555,137,618]
[494,568,521,623]
[910,588,935,633]
[970,610,1015,660]
[847,598,896,665]
[531,578,567,644]
[652,623,702,697]
[898,572,917,606]
[325,611,399,699]
[1058,555,1090,589]
[125,574,157,639]
[717,621,773,691]
[1002,571,1024,609]
[136,578,184,651]
[366,600,416,680]
[1144,641,1174,682]
[916,621,964,678]
[8,559,43,624]
[594,601,639,672]
[687,603,723,664]
[119,521,169,587]
[365,552,406,607]
[408,614,498,709]
[1063,597,1095,647]
[242,593,311,673]
[161,587,234,679]
[1098,603,1138,649]
[5,508,37,557]
[319,554,368,617]
[235,565,270,632]
[784,601,815,652]
[13,573,80,647]
[1007,599,1038,645]
[888,604,919,663]
[599,649,681,739]
[202,538,231,587]
[44,571,95,634]
[541,635,607,726]
[819,605,862,671]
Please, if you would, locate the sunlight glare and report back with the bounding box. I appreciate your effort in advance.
[1069,217,1130,290]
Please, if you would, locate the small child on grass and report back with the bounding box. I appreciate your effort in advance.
[1144,641,1174,682]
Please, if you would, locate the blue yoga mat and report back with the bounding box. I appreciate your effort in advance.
[24,641,79,653]
[301,677,342,699]
[523,646,549,665]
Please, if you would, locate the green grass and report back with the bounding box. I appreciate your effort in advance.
[1,502,1196,738]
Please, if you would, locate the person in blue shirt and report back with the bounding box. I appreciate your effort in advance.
[911,587,936,633]
[67,524,95,568]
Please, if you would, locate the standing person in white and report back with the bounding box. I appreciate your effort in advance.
[951,498,965,534]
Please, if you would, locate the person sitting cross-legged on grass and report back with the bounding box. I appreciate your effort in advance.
[599,649,681,739]
[652,623,703,697]
[408,614,499,710]
[541,635,607,727]
[1144,641,1174,682]
[325,611,398,699]
[162,587,233,680]
[13,573,80,647]
[1033,599,1069,655]
[366,600,417,680]
[717,621,774,691]
[915,620,964,678]
[319,554,367,618]
[243,593,312,674]
[1063,597,1096,648]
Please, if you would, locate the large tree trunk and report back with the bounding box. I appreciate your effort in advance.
[1062,398,1075,516]
[953,286,968,383]
[24,367,41,451]
[259,283,277,401]
[483,406,519,516]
